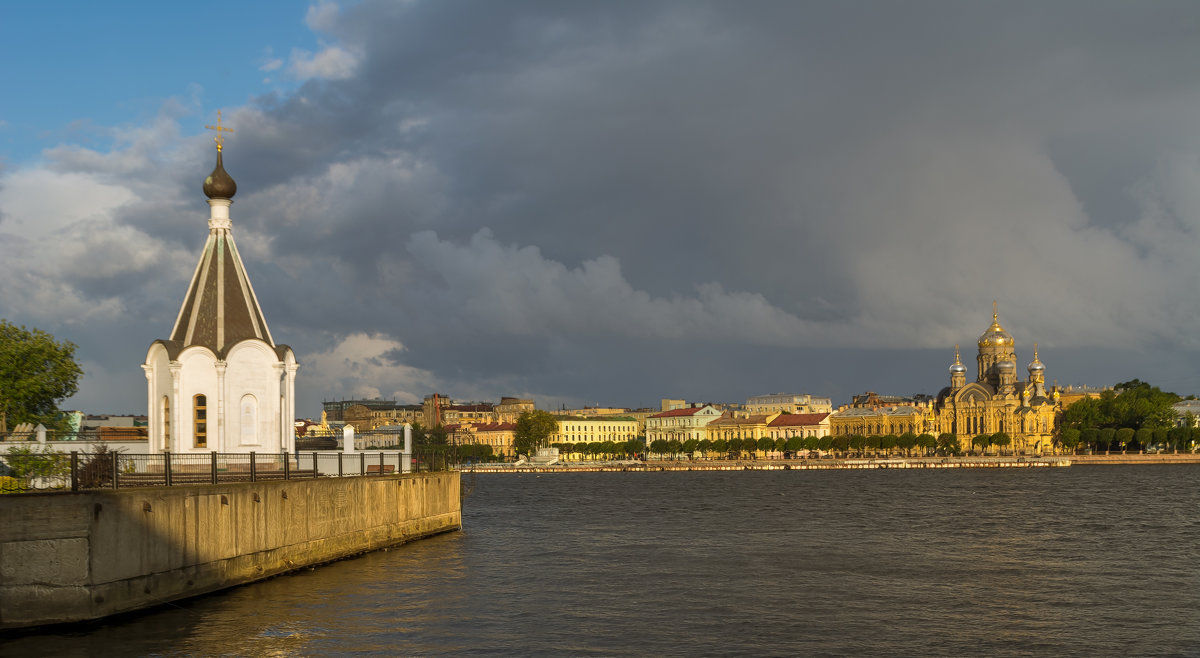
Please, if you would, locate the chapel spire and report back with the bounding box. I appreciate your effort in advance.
[169,118,273,354]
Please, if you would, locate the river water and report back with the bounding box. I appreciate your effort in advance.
[4,466,1199,656]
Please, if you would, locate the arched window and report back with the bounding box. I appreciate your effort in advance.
[240,394,258,445]
[162,396,170,448]
[193,394,207,448]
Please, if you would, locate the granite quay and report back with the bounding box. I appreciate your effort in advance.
[0,470,461,631]
[461,455,1073,473]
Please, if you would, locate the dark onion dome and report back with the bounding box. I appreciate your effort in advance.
[203,150,237,199]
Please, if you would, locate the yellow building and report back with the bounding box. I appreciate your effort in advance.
[930,305,1061,453]
[447,422,518,458]
[767,413,832,440]
[343,403,422,431]
[705,413,780,444]
[830,405,927,437]
[553,415,639,451]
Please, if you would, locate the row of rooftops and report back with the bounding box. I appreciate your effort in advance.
[648,406,831,427]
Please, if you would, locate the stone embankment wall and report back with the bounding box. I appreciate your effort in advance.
[0,472,460,630]
[465,457,1072,473]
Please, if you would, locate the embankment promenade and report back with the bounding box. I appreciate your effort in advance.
[1069,453,1200,465]
[463,456,1074,473]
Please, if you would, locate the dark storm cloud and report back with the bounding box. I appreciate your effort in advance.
[8,0,1200,414]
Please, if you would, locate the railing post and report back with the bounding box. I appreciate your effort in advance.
[360,452,365,476]
[312,451,319,478]
[250,452,257,482]
[283,451,291,480]
[337,452,343,477]
[70,451,79,491]
[164,451,173,487]
[378,451,384,476]
[211,451,218,484]
[112,452,120,489]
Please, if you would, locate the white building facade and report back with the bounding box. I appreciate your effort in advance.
[745,393,833,415]
[142,140,298,455]
[645,405,723,445]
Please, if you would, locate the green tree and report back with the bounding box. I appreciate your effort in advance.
[423,425,448,446]
[513,410,558,458]
[738,437,756,458]
[600,440,618,459]
[830,435,849,456]
[697,439,712,458]
[623,438,644,458]
[991,432,1012,456]
[1097,428,1116,454]
[937,433,959,455]
[4,445,69,485]
[666,439,684,458]
[1152,427,1168,450]
[897,432,917,457]
[0,320,84,431]
[1115,428,1135,453]
[1167,427,1188,453]
[1135,428,1154,451]
[1059,428,1081,454]
[1062,397,1103,430]
[757,436,774,456]
[879,434,898,456]
[804,436,821,452]
[682,438,699,457]
[711,438,728,456]
[649,439,669,459]
[1080,428,1099,452]
[917,433,937,456]
[863,435,881,456]
[773,437,788,455]
[972,434,991,454]
[848,434,865,456]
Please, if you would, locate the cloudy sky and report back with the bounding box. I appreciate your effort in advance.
[4,1,1200,417]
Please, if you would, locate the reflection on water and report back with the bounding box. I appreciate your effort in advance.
[4,467,1200,656]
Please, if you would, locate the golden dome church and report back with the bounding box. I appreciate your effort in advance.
[931,303,1060,453]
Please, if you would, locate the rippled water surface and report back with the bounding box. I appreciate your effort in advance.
[4,467,1200,656]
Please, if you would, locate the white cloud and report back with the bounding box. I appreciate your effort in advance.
[305,1,341,33]
[299,333,436,404]
[289,45,359,80]
[260,58,283,73]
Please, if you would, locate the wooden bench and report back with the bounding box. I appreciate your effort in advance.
[365,464,396,474]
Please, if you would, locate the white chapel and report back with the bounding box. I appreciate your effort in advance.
[143,122,298,454]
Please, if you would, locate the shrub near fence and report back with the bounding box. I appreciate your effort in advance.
[0,445,458,494]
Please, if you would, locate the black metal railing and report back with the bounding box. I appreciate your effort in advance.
[0,446,457,494]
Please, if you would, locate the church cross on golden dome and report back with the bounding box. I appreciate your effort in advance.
[205,110,234,152]
[978,300,1013,347]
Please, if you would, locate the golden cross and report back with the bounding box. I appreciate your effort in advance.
[205,110,234,152]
